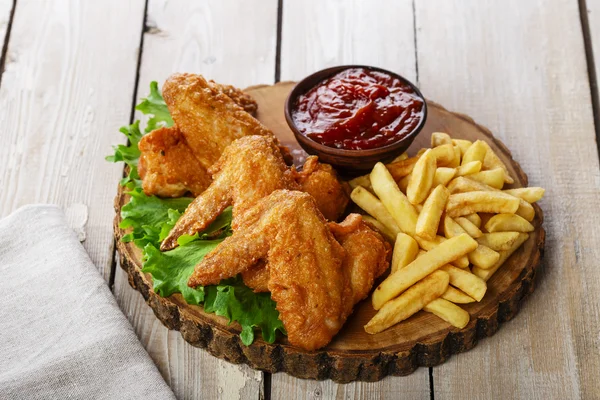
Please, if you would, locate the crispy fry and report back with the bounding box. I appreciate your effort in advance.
[468,168,505,189]
[392,152,409,162]
[443,215,467,238]
[476,232,521,251]
[431,132,452,147]
[452,139,473,156]
[348,174,372,191]
[441,264,487,301]
[462,140,487,165]
[365,270,449,334]
[455,216,483,238]
[350,186,401,234]
[503,187,545,203]
[433,167,457,187]
[424,298,470,329]
[416,185,450,240]
[484,213,534,233]
[391,233,419,273]
[456,161,482,176]
[415,235,470,268]
[468,244,500,269]
[398,174,411,193]
[386,156,420,180]
[430,143,457,166]
[515,200,535,222]
[370,162,418,235]
[446,191,520,217]
[446,145,462,168]
[473,233,529,281]
[480,140,514,184]
[362,215,399,242]
[372,234,477,309]
[464,213,482,228]
[441,286,476,304]
[407,149,436,204]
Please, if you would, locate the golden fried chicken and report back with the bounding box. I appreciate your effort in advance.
[162,73,276,171]
[292,156,350,222]
[160,135,349,251]
[329,214,391,304]
[210,81,258,116]
[160,135,299,251]
[138,126,211,197]
[188,190,348,350]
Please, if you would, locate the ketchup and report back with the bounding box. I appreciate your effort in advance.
[292,68,425,150]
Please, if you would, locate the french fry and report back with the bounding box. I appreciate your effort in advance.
[349,174,372,191]
[391,152,409,162]
[407,149,436,204]
[441,286,476,304]
[430,143,456,166]
[414,235,470,269]
[446,191,520,217]
[386,156,420,180]
[431,132,452,147]
[441,264,487,301]
[473,233,529,281]
[464,213,482,228]
[503,187,545,203]
[372,234,478,309]
[391,233,419,273]
[455,216,483,238]
[462,140,487,165]
[365,270,449,334]
[476,232,521,251]
[480,140,514,184]
[452,139,473,156]
[443,216,467,238]
[446,145,462,168]
[370,162,418,235]
[468,168,505,189]
[515,200,535,222]
[433,167,456,187]
[456,161,482,176]
[416,185,450,240]
[424,298,470,329]
[398,173,411,193]
[415,203,423,213]
[468,244,500,269]
[350,186,402,234]
[362,215,399,242]
[484,213,534,233]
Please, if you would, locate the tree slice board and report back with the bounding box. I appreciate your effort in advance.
[114,81,545,383]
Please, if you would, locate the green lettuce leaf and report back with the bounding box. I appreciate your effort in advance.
[119,188,192,248]
[204,277,286,345]
[136,81,174,132]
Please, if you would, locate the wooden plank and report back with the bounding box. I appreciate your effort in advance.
[415,0,600,398]
[0,0,145,281]
[275,0,431,397]
[112,0,278,398]
[0,0,12,58]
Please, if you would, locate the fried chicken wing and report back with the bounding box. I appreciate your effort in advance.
[138,126,212,197]
[292,156,350,221]
[162,73,276,171]
[160,135,298,251]
[188,190,348,350]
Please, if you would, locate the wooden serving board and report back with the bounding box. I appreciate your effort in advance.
[114,82,545,383]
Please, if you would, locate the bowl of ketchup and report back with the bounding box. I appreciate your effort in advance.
[285,65,427,173]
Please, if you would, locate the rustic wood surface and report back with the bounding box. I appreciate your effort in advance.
[114,81,545,382]
[1,0,599,399]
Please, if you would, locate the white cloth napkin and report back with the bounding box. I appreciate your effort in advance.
[0,205,175,400]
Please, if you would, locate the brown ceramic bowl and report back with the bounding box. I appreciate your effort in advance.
[284,65,427,174]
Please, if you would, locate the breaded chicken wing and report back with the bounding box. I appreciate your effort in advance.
[188,190,349,351]
[160,135,348,251]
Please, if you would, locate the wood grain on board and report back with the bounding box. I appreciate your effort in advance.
[0,0,145,280]
[111,1,278,399]
[415,0,600,399]
[114,81,545,383]
[275,0,431,397]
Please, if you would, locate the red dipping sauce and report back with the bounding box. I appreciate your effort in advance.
[291,68,425,150]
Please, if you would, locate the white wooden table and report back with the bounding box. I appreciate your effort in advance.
[2,0,600,398]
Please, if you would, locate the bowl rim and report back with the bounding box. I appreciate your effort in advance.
[284,64,428,156]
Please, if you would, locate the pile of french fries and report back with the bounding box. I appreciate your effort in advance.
[349,132,545,334]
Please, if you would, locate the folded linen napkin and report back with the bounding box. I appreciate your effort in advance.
[0,205,175,399]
